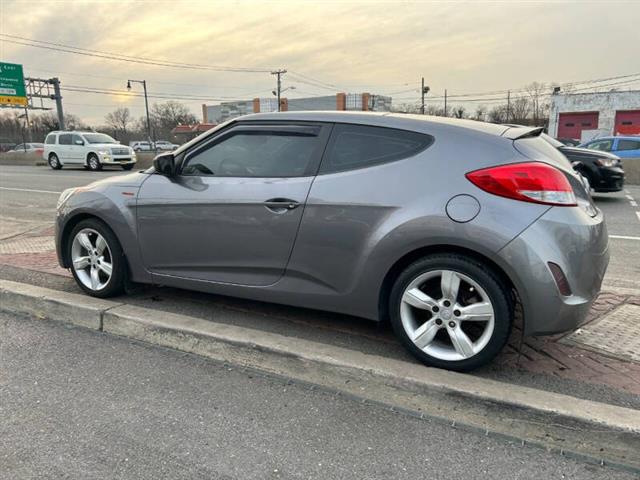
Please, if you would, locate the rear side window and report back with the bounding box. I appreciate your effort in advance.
[45,134,56,145]
[617,139,640,151]
[59,134,72,145]
[319,124,433,174]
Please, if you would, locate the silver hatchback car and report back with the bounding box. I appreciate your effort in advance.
[55,112,609,371]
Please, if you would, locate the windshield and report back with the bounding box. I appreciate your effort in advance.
[83,133,117,144]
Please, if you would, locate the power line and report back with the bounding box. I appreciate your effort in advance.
[0,34,273,73]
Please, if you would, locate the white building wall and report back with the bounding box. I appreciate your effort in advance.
[548,90,640,138]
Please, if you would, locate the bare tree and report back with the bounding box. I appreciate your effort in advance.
[150,101,197,140]
[524,82,548,126]
[105,107,132,134]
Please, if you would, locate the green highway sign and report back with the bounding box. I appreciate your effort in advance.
[0,62,27,106]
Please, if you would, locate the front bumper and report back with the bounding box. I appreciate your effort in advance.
[593,166,624,192]
[99,155,137,165]
[498,206,609,336]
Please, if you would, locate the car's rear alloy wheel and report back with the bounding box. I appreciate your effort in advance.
[69,220,125,297]
[390,254,511,371]
[48,153,62,170]
[87,154,102,171]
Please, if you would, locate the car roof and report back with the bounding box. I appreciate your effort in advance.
[239,111,510,137]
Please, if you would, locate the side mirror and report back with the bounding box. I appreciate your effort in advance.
[153,152,176,176]
[75,139,84,145]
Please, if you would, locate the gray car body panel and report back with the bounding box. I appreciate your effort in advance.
[56,112,609,337]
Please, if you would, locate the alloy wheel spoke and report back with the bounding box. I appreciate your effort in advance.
[412,319,440,349]
[77,233,93,252]
[441,271,461,302]
[95,235,107,254]
[90,267,100,290]
[458,302,493,322]
[403,288,438,312]
[73,256,90,270]
[447,326,475,358]
[98,260,112,276]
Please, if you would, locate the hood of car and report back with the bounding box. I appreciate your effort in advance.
[83,171,148,191]
[90,143,131,150]
[559,146,620,160]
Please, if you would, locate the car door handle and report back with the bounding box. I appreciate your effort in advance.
[263,198,300,212]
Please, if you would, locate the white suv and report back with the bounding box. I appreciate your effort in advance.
[43,131,137,171]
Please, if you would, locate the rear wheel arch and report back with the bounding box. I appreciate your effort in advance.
[378,244,518,325]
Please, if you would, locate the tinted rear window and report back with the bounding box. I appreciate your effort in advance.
[319,124,433,174]
[58,134,72,145]
[45,134,56,145]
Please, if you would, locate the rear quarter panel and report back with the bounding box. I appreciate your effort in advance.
[284,123,550,320]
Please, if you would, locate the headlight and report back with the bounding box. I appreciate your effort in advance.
[596,158,616,168]
[57,188,77,209]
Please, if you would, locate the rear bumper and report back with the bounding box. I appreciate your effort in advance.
[498,206,609,336]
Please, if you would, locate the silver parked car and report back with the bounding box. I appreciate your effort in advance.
[55,112,609,371]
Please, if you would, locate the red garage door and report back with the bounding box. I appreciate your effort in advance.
[615,110,640,135]
[557,112,599,140]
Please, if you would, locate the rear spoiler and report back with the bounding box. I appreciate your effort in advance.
[502,126,545,140]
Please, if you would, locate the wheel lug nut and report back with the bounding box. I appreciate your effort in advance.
[432,306,439,313]
[435,318,442,325]
[448,321,456,328]
[443,300,451,307]
[454,310,461,317]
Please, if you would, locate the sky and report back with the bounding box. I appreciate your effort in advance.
[1,0,639,125]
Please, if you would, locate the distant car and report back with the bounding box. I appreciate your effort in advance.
[43,131,137,171]
[541,134,624,193]
[154,140,179,151]
[10,143,44,155]
[579,136,640,158]
[131,141,153,152]
[55,112,609,371]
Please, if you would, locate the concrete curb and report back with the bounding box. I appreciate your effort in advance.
[1,278,639,470]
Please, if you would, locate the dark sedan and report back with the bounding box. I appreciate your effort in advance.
[542,134,625,192]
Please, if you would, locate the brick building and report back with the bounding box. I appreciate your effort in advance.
[548,90,640,142]
[202,92,392,124]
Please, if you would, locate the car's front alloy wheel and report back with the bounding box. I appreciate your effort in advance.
[390,254,511,371]
[68,219,125,297]
[87,154,102,171]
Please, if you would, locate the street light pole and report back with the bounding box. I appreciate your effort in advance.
[127,79,152,145]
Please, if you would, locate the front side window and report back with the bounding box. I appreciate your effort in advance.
[319,124,433,174]
[72,134,84,145]
[182,129,322,177]
[617,139,640,151]
[58,134,72,145]
[588,140,612,151]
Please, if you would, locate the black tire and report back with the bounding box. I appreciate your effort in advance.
[48,153,62,170]
[122,164,134,171]
[389,253,512,372]
[67,218,126,298]
[87,153,102,171]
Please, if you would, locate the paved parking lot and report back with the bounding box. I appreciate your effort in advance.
[1,164,639,405]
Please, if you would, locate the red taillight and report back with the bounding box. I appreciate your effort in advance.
[465,162,577,206]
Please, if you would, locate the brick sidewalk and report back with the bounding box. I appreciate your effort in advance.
[1,225,638,397]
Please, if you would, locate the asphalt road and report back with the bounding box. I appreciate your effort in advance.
[1,311,632,480]
[1,165,639,286]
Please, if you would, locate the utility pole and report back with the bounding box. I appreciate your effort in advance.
[271,69,287,112]
[444,89,448,117]
[51,77,65,130]
[506,90,511,123]
[420,79,430,115]
[127,79,152,144]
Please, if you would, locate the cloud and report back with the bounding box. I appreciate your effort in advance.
[2,0,638,124]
